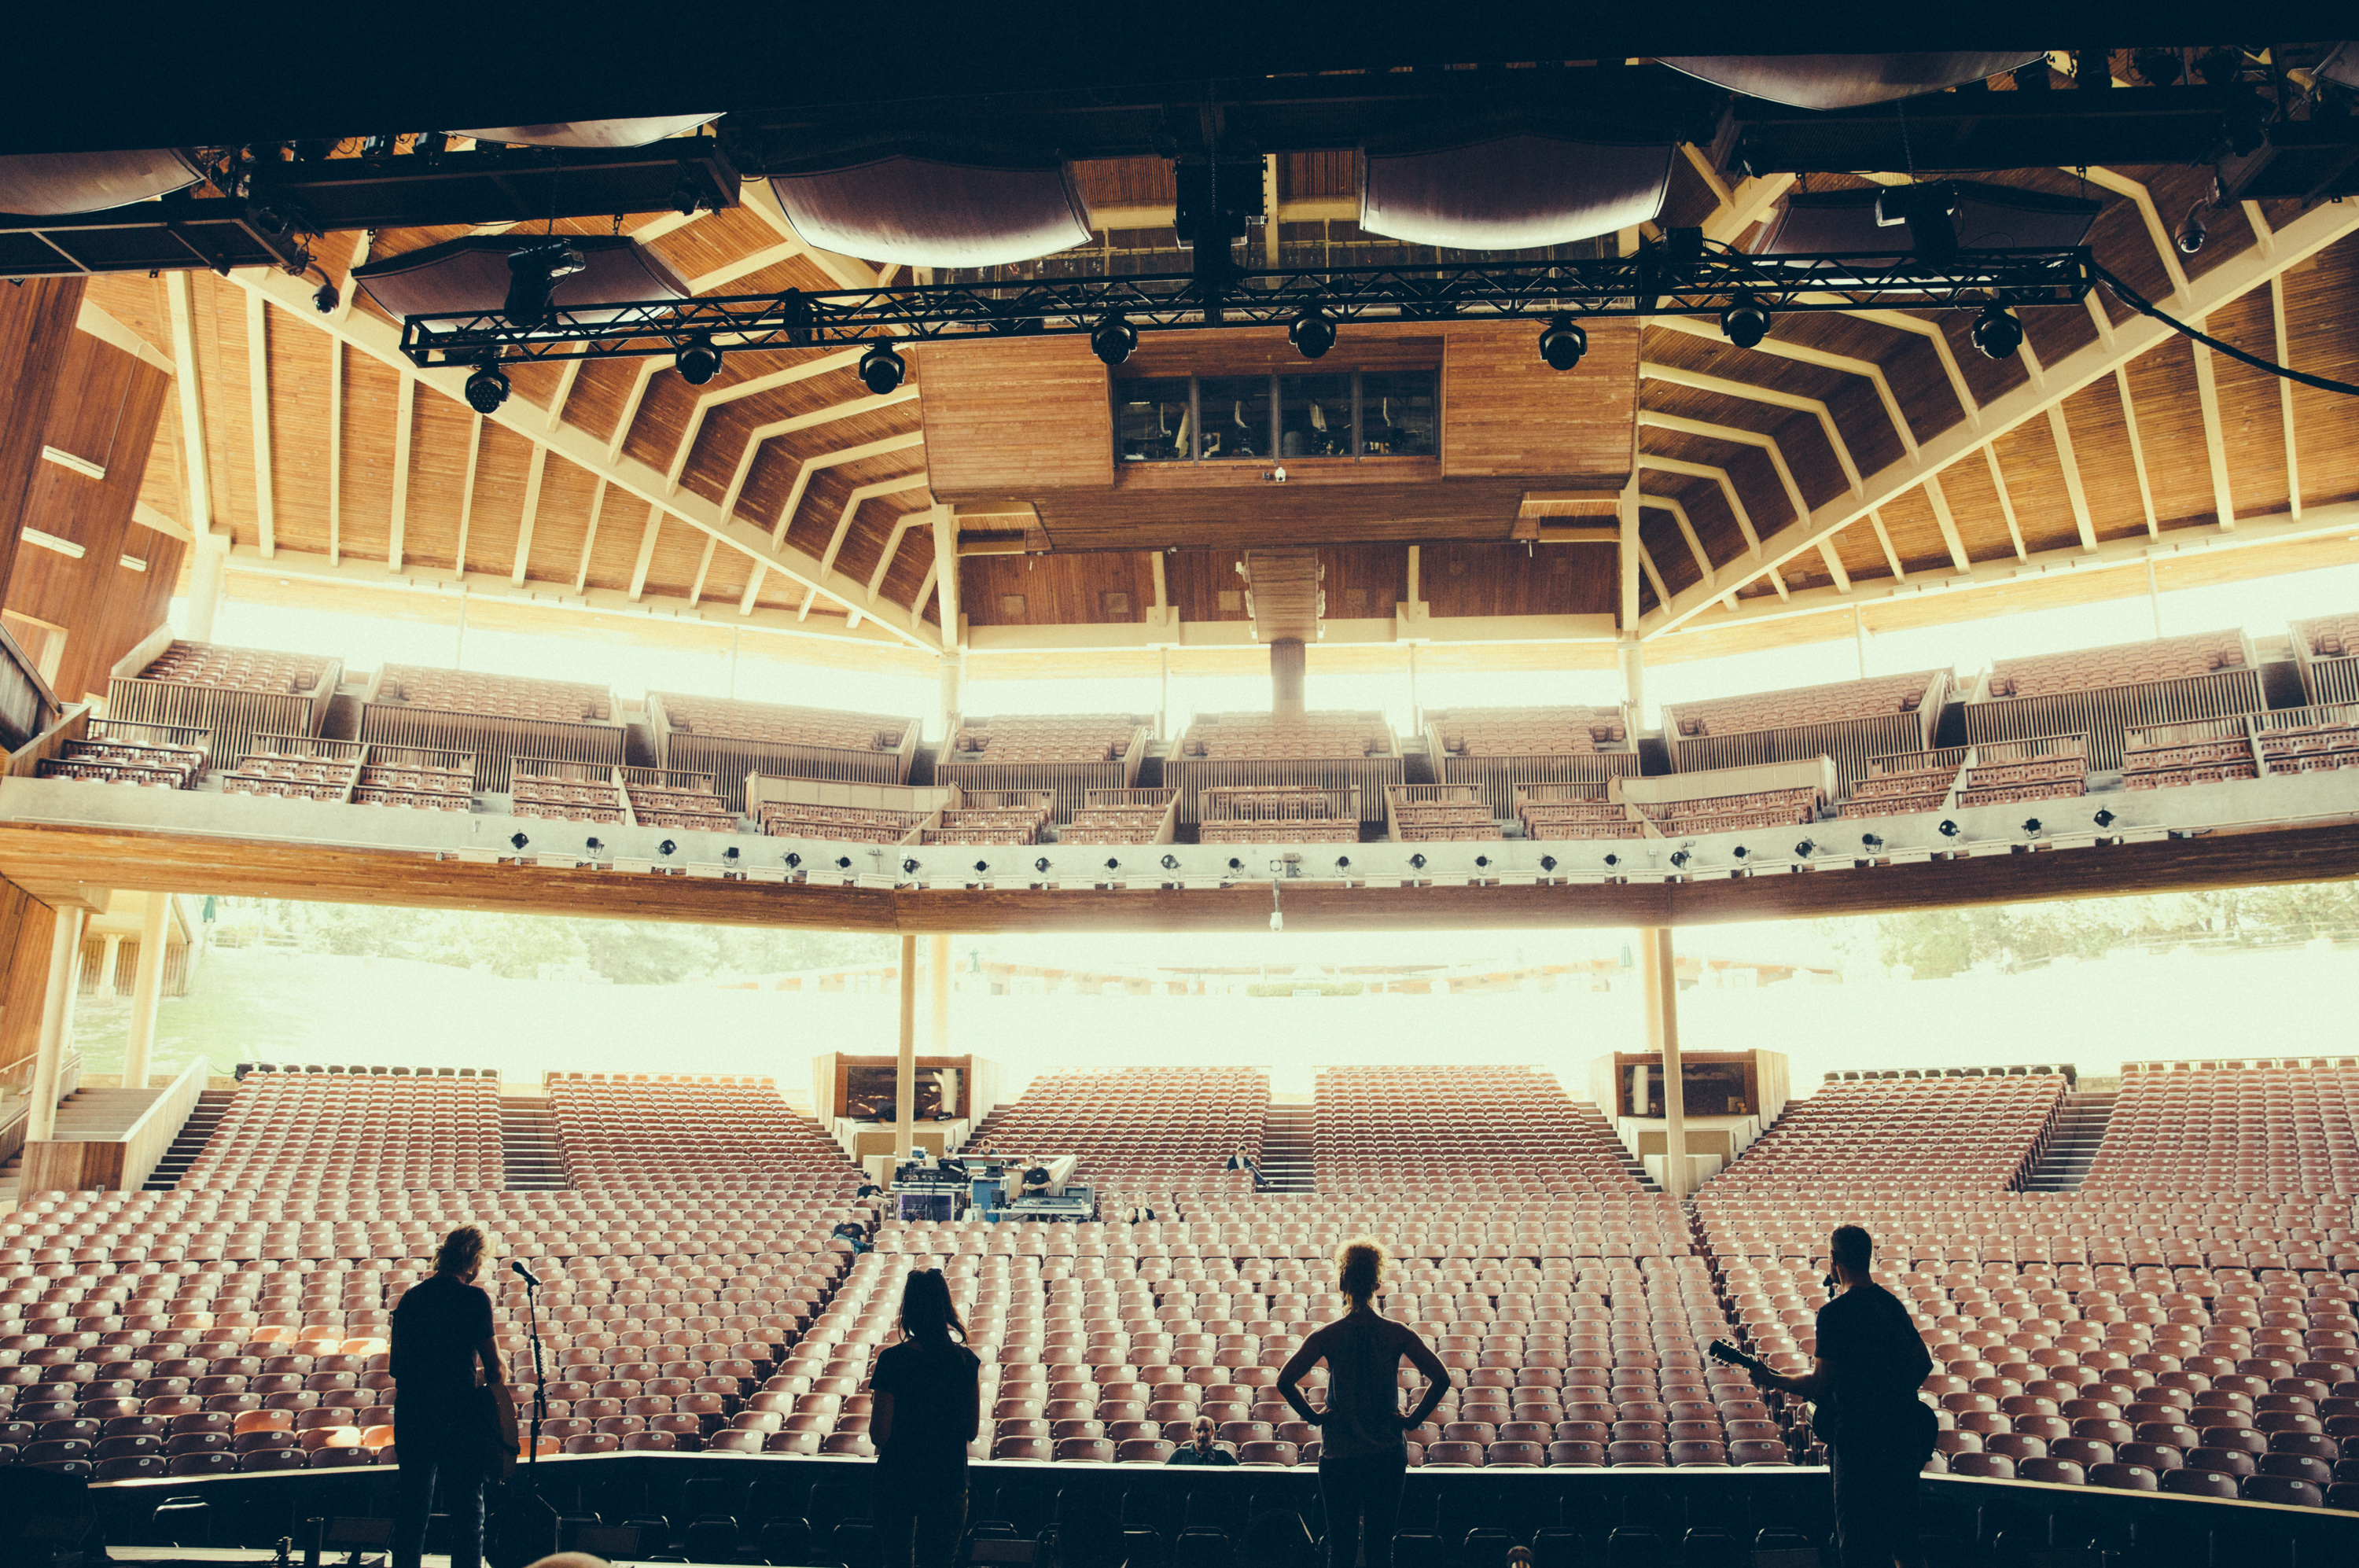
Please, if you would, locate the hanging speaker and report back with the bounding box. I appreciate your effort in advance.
[1359,125,1673,250]
[451,116,723,149]
[1660,53,2049,109]
[0,149,205,215]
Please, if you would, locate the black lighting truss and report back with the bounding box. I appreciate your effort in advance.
[396,248,2095,369]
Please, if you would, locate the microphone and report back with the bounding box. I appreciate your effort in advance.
[510,1260,541,1287]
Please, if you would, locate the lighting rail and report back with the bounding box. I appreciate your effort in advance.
[396,248,2096,369]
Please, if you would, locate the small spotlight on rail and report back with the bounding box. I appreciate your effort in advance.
[2173,204,2207,256]
[1794,840,1815,858]
[1033,857,1051,875]
[585,837,602,853]
[1720,294,1771,350]
[1090,312,1138,367]
[502,239,585,329]
[2022,818,2044,837]
[1287,304,1337,360]
[1602,854,1620,868]
[1861,833,1884,852]
[463,357,510,414]
[1971,304,2023,360]
[1160,854,1180,871]
[311,281,338,315]
[1539,856,1558,873]
[675,336,723,386]
[2093,808,2117,830]
[858,341,907,395]
[510,832,529,852]
[1668,850,1691,869]
[902,858,920,876]
[1938,819,1960,837]
[658,840,678,857]
[1408,854,1428,871]
[1537,314,1588,371]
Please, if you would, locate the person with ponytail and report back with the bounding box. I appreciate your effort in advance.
[868,1268,981,1568]
[391,1225,516,1568]
[1277,1239,1450,1568]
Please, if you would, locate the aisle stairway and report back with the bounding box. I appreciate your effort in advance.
[1257,1102,1316,1193]
[501,1098,571,1191]
[0,1088,166,1203]
[2020,1091,2118,1193]
[144,1088,237,1190]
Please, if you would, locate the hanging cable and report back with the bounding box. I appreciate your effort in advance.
[2093,263,2359,398]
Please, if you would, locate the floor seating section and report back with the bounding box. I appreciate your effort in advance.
[1985,632,2253,701]
[220,746,359,803]
[38,731,209,790]
[922,794,1055,847]
[1430,707,1628,756]
[945,716,1145,764]
[1698,1060,2357,1502]
[624,772,738,834]
[1387,786,1503,842]
[967,1070,1268,1212]
[1177,714,1396,760]
[2253,705,2359,778]
[1956,739,2089,809]
[661,697,911,754]
[544,1077,863,1194]
[352,753,475,812]
[1514,787,1643,841]
[1313,1068,1646,1200]
[375,666,613,724]
[1636,787,1822,837]
[177,1073,505,1195]
[1665,672,1945,738]
[511,764,627,826]
[136,642,329,694]
[1707,1074,2070,1198]
[756,801,925,845]
[1840,752,1966,819]
[1198,787,1360,844]
[2123,722,2261,792]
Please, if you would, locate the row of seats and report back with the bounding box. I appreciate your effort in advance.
[375,664,614,724]
[1708,1076,2068,1197]
[1315,1069,1643,1198]
[1387,786,1503,842]
[1956,742,2089,808]
[968,1070,1268,1209]
[136,642,328,695]
[1429,706,1628,757]
[946,715,1146,764]
[1636,786,1822,837]
[2086,1063,2359,1198]
[178,1076,506,1194]
[513,765,629,825]
[624,774,737,834]
[1058,804,1171,843]
[1982,631,2251,701]
[1840,754,1963,819]
[221,747,359,803]
[660,694,911,753]
[544,1078,863,1193]
[926,797,1055,846]
[353,755,475,813]
[39,736,207,790]
[1198,786,1360,842]
[1665,672,1945,739]
[756,802,923,844]
[1177,713,1395,760]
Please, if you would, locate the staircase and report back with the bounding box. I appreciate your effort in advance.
[0,1088,164,1204]
[2022,1091,2118,1193]
[501,1098,570,1191]
[143,1088,237,1190]
[1257,1102,1316,1194]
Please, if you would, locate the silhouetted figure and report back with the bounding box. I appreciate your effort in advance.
[392,1226,516,1568]
[1748,1225,1935,1568]
[1277,1239,1451,1568]
[1166,1413,1237,1466]
[869,1269,981,1568]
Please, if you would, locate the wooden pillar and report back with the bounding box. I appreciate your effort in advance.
[26,907,78,1143]
[895,933,918,1159]
[100,933,122,998]
[1618,636,1646,724]
[937,655,963,745]
[122,896,171,1090]
[1272,639,1306,719]
[183,539,226,642]
[926,933,951,1054]
[1640,926,1688,1198]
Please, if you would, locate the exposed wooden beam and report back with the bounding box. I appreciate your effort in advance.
[1641,195,2359,639]
[865,501,938,602]
[1638,454,1761,557]
[770,431,926,543]
[574,479,605,594]
[544,359,584,432]
[512,444,548,586]
[163,272,213,543]
[2080,166,2192,300]
[2188,336,2238,532]
[932,503,959,646]
[245,290,274,558]
[1632,532,1671,612]
[1921,477,1974,576]
[714,388,921,528]
[2272,274,2300,521]
[326,341,342,566]
[1982,447,2027,560]
[2043,405,2100,552]
[665,346,867,493]
[1701,174,1795,246]
[686,240,803,295]
[388,374,414,572]
[1640,360,1862,497]
[2113,368,2159,537]
[629,502,662,601]
[687,535,719,607]
[333,230,370,325]
[1845,308,1978,431]
[1637,410,1811,531]
[793,473,936,620]
[607,362,661,466]
[1650,314,1918,458]
[454,414,483,572]
[1639,493,1715,590]
[1814,539,1853,594]
[1867,509,1907,582]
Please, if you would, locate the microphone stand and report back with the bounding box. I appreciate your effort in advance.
[513,1269,558,1562]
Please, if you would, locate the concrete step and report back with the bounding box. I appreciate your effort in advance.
[500,1097,572,1191]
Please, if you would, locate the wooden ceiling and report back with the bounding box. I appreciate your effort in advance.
[88,140,2359,679]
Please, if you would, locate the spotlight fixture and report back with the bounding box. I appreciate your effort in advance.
[1602,854,1619,868]
[1731,845,1749,860]
[502,240,586,330]
[2093,808,2117,830]
[1105,858,1121,871]
[311,281,338,315]
[2173,204,2206,256]
[510,832,529,852]
[1408,854,1428,872]
[836,856,853,870]
[1287,304,1337,360]
[463,358,510,414]
[1227,859,1244,873]
[414,131,449,161]
[657,840,677,856]
[1794,840,1815,858]
[1668,850,1691,869]
[1720,294,1771,350]
[723,847,739,861]
[1539,856,1558,873]
[783,852,801,868]
[1474,855,1491,870]
[858,341,906,395]
[1089,312,1138,367]
[1861,833,1884,852]
[1160,854,1180,871]
[2022,818,2044,837]
[1970,304,2023,361]
[1337,856,1353,870]
[1938,819,1960,837]
[973,860,990,875]
[585,837,603,853]
[1033,857,1051,874]
[675,336,723,386]
[902,858,920,875]
[1537,315,1588,371]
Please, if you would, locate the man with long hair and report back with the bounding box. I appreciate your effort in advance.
[868,1268,981,1568]
[391,1226,517,1568]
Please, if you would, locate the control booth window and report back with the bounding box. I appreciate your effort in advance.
[1113,370,1437,463]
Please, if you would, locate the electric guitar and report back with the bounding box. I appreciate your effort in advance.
[1707,1339,1776,1381]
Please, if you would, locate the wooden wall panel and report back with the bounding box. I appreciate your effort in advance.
[265,304,335,555]
[1440,319,1638,484]
[194,277,259,550]
[2203,289,2294,522]
[2120,339,2221,532]
[2284,241,2359,510]
[1165,550,1251,624]
[918,337,1113,498]
[0,882,55,1083]
[336,352,401,563]
[404,395,477,571]
[462,422,533,577]
[0,277,88,596]
[1321,545,1410,620]
[960,551,1157,628]
[1420,543,1599,619]
[524,459,601,585]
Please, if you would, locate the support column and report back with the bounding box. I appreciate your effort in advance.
[895,933,918,1160]
[2145,556,2165,639]
[122,896,171,1090]
[1406,645,1422,736]
[1157,650,1171,740]
[1640,926,1688,1199]
[1618,636,1646,727]
[1271,639,1306,720]
[937,654,964,744]
[99,933,123,999]
[183,537,227,642]
[1853,605,1870,679]
[926,933,951,1053]
[25,907,78,1143]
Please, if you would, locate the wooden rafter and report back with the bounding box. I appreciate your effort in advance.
[245,292,274,558]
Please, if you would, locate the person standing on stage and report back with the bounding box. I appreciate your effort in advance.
[869,1268,982,1568]
[391,1226,517,1568]
[1275,1239,1451,1568]
[1746,1224,1936,1568]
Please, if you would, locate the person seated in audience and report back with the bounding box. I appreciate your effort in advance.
[833,1219,874,1255]
[1021,1164,1053,1199]
[1277,1240,1452,1568]
[1745,1225,1934,1568]
[869,1268,981,1568]
[1166,1414,1237,1466]
[392,1225,516,1568]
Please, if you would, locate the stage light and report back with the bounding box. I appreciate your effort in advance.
[1033,857,1051,874]
[1602,854,1619,867]
[1720,295,1771,349]
[1939,819,1960,837]
[1731,845,1749,859]
[2022,818,2044,837]
[1287,304,1337,360]
[1160,854,1180,870]
[510,832,529,851]
[783,852,801,868]
[1669,850,1691,869]
[1227,859,1244,874]
[903,858,920,875]
[464,358,510,414]
[2173,205,2206,255]
[1861,833,1884,851]
[1474,855,1491,869]
[723,847,739,860]
[1794,840,1815,857]
[676,336,723,385]
[585,837,602,853]
[312,282,338,315]
[836,856,853,870]
[658,840,677,856]
[1538,315,1588,371]
[1971,305,2023,360]
[859,341,906,394]
[2093,808,2117,829]
[973,860,990,875]
[1336,856,1352,870]
[1090,312,1138,367]
[502,240,586,329]
[414,131,449,161]
[1539,856,1558,873]
[1408,854,1428,871]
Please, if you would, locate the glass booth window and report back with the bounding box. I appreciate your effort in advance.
[1197,377,1273,460]
[1279,374,1352,458]
[1117,379,1193,462]
[1360,371,1437,456]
